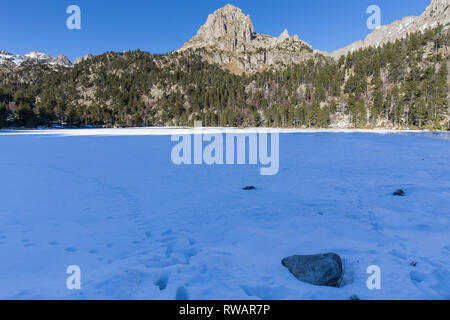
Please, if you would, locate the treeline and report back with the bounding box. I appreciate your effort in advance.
[0,26,448,129]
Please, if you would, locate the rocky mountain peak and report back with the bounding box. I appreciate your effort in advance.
[279,29,290,41]
[55,55,72,67]
[23,51,53,63]
[178,4,322,74]
[183,4,255,52]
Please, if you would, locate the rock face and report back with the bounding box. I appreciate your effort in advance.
[331,0,450,58]
[190,4,255,52]
[55,55,72,67]
[74,53,94,65]
[0,50,72,68]
[282,253,344,287]
[178,4,323,74]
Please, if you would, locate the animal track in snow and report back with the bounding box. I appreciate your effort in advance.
[154,272,170,291]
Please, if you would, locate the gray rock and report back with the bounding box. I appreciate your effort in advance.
[282,253,343,287]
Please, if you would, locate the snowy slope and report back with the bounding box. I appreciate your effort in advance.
[0,51,23,66]
[0,129,449,300]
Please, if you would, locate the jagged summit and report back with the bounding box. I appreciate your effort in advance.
[178,4,322,74]
[331,0,450,58]
[181,4,255,52]
[279,29,290,41]
[198,4,254,43]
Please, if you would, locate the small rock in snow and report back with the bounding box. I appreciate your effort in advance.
[282,253,344,287]
[393,189,406,197]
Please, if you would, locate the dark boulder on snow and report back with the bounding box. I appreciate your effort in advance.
[393,189,405,197]
[282,253,343,287]
[242,186,256,190]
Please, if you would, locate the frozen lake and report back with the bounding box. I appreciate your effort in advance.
[0,129,449,300]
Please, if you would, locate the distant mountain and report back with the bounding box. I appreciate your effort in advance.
[177,4,326,74]
[0,50,72,68]
[331,0,450,58]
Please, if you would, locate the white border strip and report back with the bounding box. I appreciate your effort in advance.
[0,127,436,137]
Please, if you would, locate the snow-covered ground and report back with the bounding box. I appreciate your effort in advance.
[0,129,449,300]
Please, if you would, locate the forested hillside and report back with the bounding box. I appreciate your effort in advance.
[0,26,448,129]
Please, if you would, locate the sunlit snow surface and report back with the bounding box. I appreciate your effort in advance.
[0,128,449,300]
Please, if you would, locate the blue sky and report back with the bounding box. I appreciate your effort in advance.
[1,0,431,62]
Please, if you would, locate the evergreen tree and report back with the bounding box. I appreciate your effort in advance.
[0,102,8,128]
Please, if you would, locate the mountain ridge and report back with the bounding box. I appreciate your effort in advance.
[331,0,450,58]
[2,1,447,72]
[0,50,72,68]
